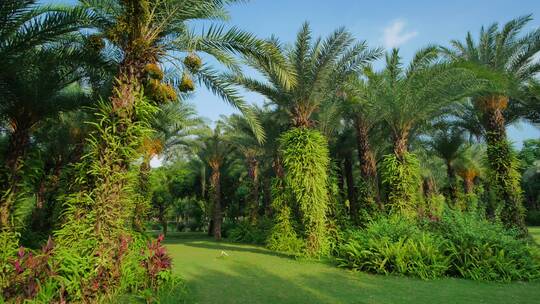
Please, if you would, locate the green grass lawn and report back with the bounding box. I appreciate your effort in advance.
[165,233,540,304]
[530,226,540,245]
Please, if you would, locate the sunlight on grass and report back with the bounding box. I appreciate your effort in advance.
[165,234,540,304]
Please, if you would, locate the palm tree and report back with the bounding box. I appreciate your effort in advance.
[223,112,264,224]
[0,48,92,229]
[135,101,204,231]
[68,0,280,242]
[232,23,380,256]
[442,15,540,230]
[428,126,467,203]
[197,124,229,240]
[454,144,486,211]
[370,47,478,212]
[340,75,384,210]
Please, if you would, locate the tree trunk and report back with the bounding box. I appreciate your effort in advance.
[336,161,345,196]
[463,177,474,194]
[392,129,409,160]
[210,163,222,240]
[446,160,458,204]
[354,116,381,207]
[476,95,526,232]
[262,177,272,216]
[343,153,358,219]
[0,123,31,229]
[246,156,259,224]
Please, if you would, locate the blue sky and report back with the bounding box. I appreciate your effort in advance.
[47,0,540,147]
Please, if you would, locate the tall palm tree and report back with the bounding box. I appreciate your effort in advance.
[135,101,204,231]
[340,75,384,210]
[67,0,279,242]
[370,47,478,212]
[442,15,540,230]
[0,48,92,229]
[231,23,380,256]
[224,112,264,224]
[197,124,229,240]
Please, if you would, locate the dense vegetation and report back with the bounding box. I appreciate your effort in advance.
[0,0,539,302]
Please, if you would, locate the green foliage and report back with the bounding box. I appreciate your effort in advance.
[280,128,331,257]
[337,212,540,282]
[336,216,450,280]
[267,178,304,255]
[428,211,540,281]
[0,231,19,291]
[485,139,525,231]
[380,152,422,214]
[228,217,273,245]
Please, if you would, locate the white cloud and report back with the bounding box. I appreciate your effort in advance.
[382,19,418,48]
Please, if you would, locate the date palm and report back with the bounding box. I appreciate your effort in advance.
[232,22,381,128]
[232,23,380,256]
[340,75,384,211]
[71,0,280,241]
[428,126,466,203]
[0,48,92,229]
[370,47,478,212]
[442,15,540,230]
[197,124,229,240]
[223,112,264,224]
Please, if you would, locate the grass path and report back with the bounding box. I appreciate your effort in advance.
[165,233,540,304]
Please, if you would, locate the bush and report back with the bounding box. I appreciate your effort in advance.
[336,212,540,282]
[228,218,273,245]
[427,211,540,281]
[336,216,450,280]
[526,210,540,226]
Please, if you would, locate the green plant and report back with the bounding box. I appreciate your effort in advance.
[380,152,422,214]
[336,216,450,280]
[279,128,331,257]
[267,179,304,255]
[443,15,540,231]
[429,210,540,281]
[228,218,273,245]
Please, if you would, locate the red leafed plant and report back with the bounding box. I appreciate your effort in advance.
[141,234,172,287]
[3,237,56,301]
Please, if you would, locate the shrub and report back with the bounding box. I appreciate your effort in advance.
[228,218,273,245]
[336,212,540,282]
[336,216,450,280]
[428,211,540,281]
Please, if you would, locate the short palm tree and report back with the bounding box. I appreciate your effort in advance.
[428,126,467,203]
[442,15,540,230]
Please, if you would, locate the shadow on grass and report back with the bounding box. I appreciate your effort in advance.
[182,262,370,304]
